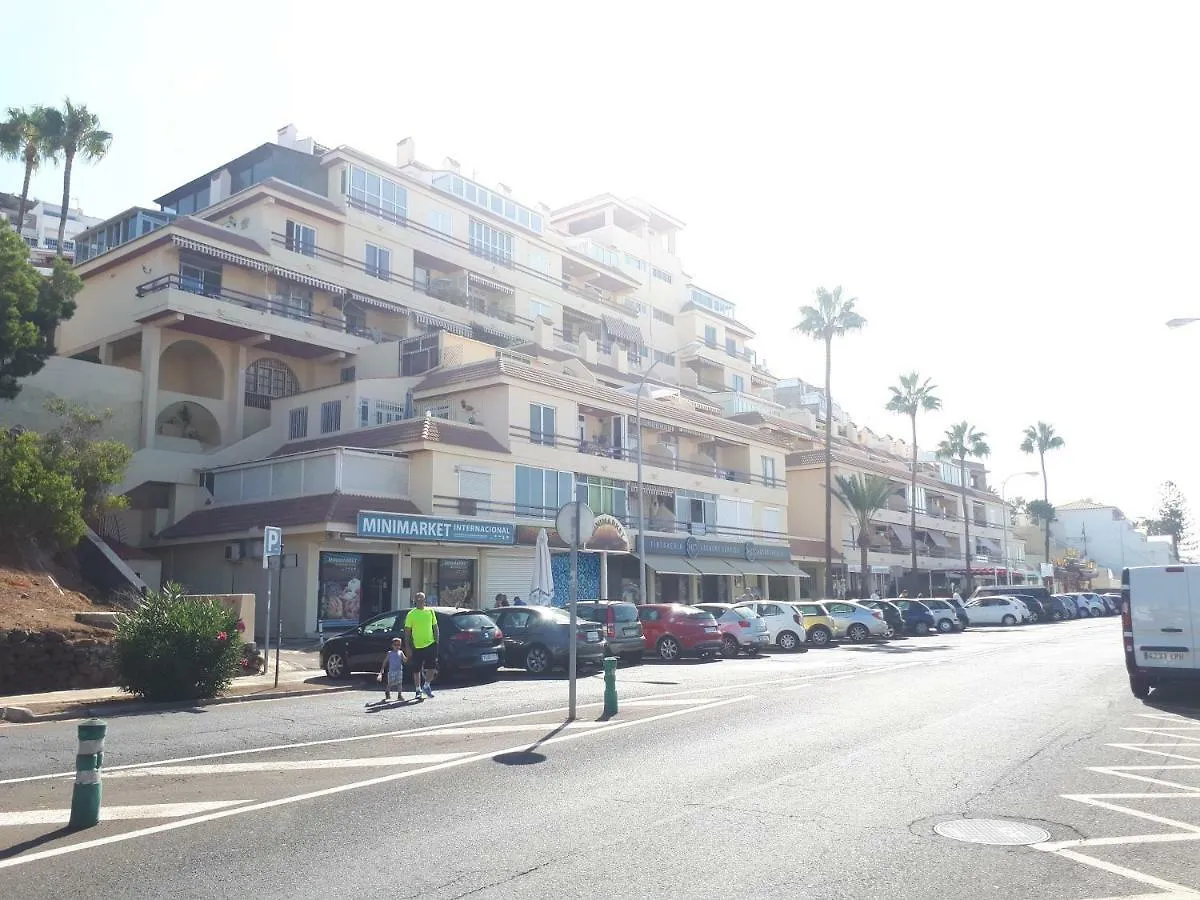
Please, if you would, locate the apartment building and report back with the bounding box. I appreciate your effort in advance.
[1050,500,1175,570]
[30,125,799,638]
[0,192,102,259]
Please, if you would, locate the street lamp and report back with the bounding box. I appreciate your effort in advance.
[636,340,703,605]
[1000,471,1039,586]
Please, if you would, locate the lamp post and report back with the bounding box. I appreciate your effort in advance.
[636,340,702,605]
[1000,471,1039,586]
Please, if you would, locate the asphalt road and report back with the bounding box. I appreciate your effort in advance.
[3,617,1200,899]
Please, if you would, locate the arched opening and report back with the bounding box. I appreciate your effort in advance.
[244,358,301,409]
[158,339,224,399]
[155,401,221,447]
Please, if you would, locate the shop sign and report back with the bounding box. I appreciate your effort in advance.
[357,512,515,545]
[515,515,632,552]
[638,534,791,562]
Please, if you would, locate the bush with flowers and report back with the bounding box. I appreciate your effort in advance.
[113,583,244,701]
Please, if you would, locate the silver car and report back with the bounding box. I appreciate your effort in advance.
[694,603,771,657]
[823,601,892,643]
[923,599,963,633]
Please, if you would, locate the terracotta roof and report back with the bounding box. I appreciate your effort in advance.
[790,539,842,560]
[412,358,792,449]
[158,492,420,540]
[273,417,508,457]
[173,216,269,253]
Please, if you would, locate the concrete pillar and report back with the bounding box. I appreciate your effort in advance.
[99,341,114,365]
[599,551,609,599]
[229,343,247,442]
[139,326,162,449]
[762,576,770,602]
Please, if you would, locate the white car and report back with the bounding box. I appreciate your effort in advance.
[964,596,1027,626]
[734,601,809,652]
[1009,598,1033,623]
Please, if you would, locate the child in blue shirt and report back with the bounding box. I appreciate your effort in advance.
[376,637,407,702]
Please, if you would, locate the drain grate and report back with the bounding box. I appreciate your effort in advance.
[933,818,1050,846]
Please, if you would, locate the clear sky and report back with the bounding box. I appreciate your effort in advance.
[4,1,1196,520]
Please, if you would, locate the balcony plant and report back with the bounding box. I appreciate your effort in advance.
[833,473,900,598]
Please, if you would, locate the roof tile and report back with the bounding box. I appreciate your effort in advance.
[157,492,420,540]
[273,417,507,457]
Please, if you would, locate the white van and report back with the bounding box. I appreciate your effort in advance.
[1123,565,1200,698]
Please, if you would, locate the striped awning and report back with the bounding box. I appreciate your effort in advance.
[467,271,514,295]
[923,529,951,549]
[172,235,348,296]
[409,309,470,336]
[628,482,675,498]
[346,291,406,316]
[602,314,644,346]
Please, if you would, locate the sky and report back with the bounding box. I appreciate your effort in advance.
[4,1,1197,520]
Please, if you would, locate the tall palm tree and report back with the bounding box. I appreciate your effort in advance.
[936,422,991,593]
[0,106,62,242]
[833,473,899,598]
[1020,421,1065,571]
[52,99,111,255]
[886,372,942,587]
[793,286,866,597]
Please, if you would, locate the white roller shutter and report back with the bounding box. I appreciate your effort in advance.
[484,552,536,607]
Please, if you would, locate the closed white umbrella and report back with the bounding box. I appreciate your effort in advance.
[529,528,555,606]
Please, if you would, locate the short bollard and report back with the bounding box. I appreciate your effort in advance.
[603,657,619,716]
[68,718,106,830]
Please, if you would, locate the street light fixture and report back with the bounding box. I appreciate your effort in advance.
[1000,471,1040,586]
[636,340,704,606]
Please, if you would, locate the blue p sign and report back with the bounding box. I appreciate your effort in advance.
[262,526,282,569]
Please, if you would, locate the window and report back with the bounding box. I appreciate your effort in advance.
[459,468,492,505]
[179,260,222,296]
[400,333,440,376]
[244,359,299,406]
[583,241,620,268]
[373,399,404,424]
[762,507,782,537]
[417,402,450,419]
[653,350,676,365]
[651,267,673,283]
[529,297,554,321]
[718,497,754,535]
[469,218,514,266]
[44,237,58,251]
[362,613,399,635]
[703,325,717,346]
[320,400,342,434]
[427,209,453,236]
[23,235,37,248]
[340,366,356,383]
[358,398,371,428]
[285,220,316,257]
[527,251,552,275]
[288,407,308,440]
[676,489,716,534]
[529,403,556,446]
[515,466,574,518]
[434,174,543,233]
[62,240,74,251]
[690,287,736,317]
[761,456,777,487]
[577,476,627,519]
[731,374,745,393]
[365,243,391,280]
[347,165,407,222]
[278,286,313,320]
[726,337,738,356]
[624,252,648,273]
[652,307,675,325]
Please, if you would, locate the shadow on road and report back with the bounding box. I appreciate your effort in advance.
[837,643,949,654]
[0,825,73,861]
[492,719,574,767]
[1145,684,1200,716]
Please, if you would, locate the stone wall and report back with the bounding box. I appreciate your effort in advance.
[0,631,117,695]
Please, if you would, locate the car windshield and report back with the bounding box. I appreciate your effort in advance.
[539,608,572,623]
[449,613,499,631]
[731,608,757,620]
[611,605,638,622]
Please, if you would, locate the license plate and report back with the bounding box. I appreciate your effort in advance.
[624,627,640,636]
[1145,651,1186,661]
[704,626,718,633]
[481,653,499,663]
[585,632,601,642]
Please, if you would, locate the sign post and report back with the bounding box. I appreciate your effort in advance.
[261,526,282,678]
[556,500,594,721]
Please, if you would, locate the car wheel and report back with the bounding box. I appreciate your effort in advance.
[1001,614,1017,626]
[323,651,349,679]
[524,645,552,675]
[776,630,800,651]
[1130,674,1151,699]
[913,621,930,636]
[1029,612,1039,624]
[808,626,832,647]
[847,623,870,643]
[936,618,954,634]
[721,634,740,658]
[657,636,682,661]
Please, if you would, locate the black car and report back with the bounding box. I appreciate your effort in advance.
[483,606,606,675]
[320,607,504,681]
[862,600,905,636]
[1010,594,1049,623]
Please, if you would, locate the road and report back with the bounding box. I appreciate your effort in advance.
[2,617,1200,899]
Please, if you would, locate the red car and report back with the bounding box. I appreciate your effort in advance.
[636,604,724,661]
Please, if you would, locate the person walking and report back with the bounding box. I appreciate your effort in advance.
[376,637,407,703]
[405,592,439,698]
[513,595,525,606]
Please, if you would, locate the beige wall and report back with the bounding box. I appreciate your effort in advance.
[60,242,177,354]
[0,357,143,446]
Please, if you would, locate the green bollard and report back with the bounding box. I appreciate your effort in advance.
[68,719,106,830]
[603,657,619,716]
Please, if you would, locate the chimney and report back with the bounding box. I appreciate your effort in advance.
[276,124,299,148]
[396,137,415,167]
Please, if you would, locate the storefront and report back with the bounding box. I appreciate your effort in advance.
[636,535,806,604]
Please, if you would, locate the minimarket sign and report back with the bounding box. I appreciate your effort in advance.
[356,512,516,545]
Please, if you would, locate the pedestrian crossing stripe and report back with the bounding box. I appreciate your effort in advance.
[0,801,252,827]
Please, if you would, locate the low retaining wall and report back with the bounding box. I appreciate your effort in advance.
[0,631,117,695]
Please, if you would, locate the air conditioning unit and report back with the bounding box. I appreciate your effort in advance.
[224,542,244,562]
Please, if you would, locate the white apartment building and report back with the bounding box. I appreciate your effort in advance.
[0,192,103,257]
[1051,500,1175,570]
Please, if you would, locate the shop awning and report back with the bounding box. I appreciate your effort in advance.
[889,524,913,548]
[924,530,951,549]
[640,555,699,575]
[766,561,811,578]
[979,538,1002,554]
[687,557,737,575]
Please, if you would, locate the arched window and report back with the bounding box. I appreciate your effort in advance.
[244,358,299,408]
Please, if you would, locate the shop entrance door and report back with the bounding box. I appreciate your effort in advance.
[360,554,394,620]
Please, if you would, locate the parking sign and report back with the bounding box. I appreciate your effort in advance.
[263,526,282,569]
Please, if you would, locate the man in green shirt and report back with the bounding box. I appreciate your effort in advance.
[405,592,439,698]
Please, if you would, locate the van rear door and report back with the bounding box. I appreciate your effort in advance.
[1128,566,1196,670]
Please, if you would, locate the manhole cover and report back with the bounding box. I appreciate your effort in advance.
[933,819,1050,845]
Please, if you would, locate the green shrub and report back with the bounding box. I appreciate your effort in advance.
[113,584,244,701]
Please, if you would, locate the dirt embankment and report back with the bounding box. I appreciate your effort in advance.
[0,545,121,638]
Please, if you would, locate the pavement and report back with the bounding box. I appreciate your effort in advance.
[3,618,1200,899]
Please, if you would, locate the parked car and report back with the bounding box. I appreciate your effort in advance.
[1063,592,1105,618]
[1124,565,1200,698]
[923,599,963,633]
[1097,593,1120,615]
[695,603,771,657]
[576,600,646,662]
[733,600,809,652]
[972,585,1054,607]
[1042,595,1072,621]
[637,604,724,661]
[1009,597,1033,623]
[892,599,937,636]
[483,606,605,675]
[963,596,1026,626]
[1052,594,1078,620]
[862,600,906,636]
[1009,594,1047,623]
[793,602,839,647]
[1081,592,1112,616]
[320,607,504,680]
[822,601,891,642]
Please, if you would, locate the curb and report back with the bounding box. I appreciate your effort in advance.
[1,682,358,724]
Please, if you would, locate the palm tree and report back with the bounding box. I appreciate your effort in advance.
[833,473,899,598]
[52,99,111,255]
[0,106,62,242]
[1020,421,1066,571]
[885,372,942,587]
[793,286,866,597]
[936,422,991,594]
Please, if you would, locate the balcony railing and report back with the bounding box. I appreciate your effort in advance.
[844,541,963,561]
[135,274,401,341]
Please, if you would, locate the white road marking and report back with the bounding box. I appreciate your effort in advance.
[1107,744,1200,764]
[622,698,719,706]
[0,695,747,871]
[1038,847,1200,896]
[104,754,470,777]
[417,722,611,736]
[0,801,251,827]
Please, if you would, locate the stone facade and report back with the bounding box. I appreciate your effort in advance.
[0,631,117,695]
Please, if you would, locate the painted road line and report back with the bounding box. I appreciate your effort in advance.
[0,695,747,871]
[622,698,720,707]
[1034,847,1200,896]
[417,722,612,736]
[0,801,252,827]
[1040,833,1200,850]
[1107,744,1200,764]
[1059,795,1200,833]
[104,754,472,777]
